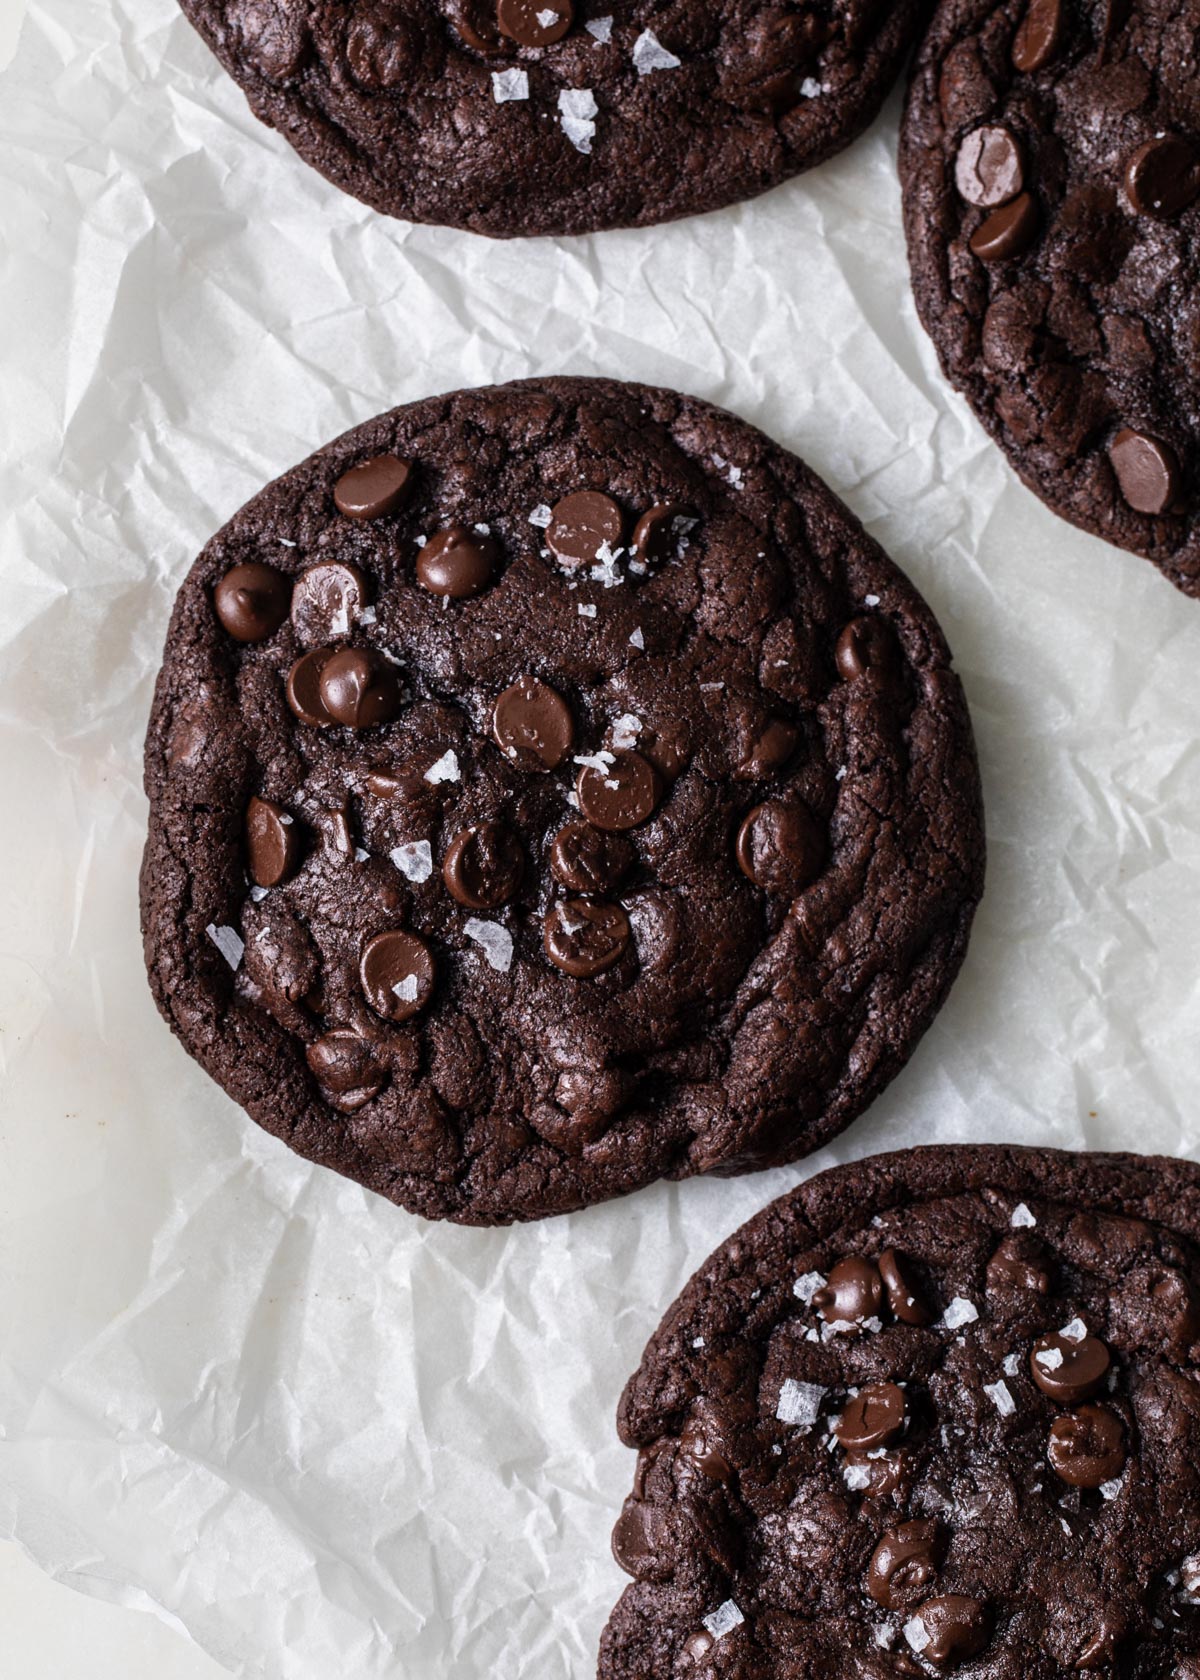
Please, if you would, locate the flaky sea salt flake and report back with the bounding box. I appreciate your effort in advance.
[904,1618,931,1655]
[776,1378,825,1428]
[465,918,514,974]
[529,503,553,528]
[390,840,433,883]
[940,1297,979,1330]
[1011,1201,1036,1228]
[558,87,599,153]
[611,714,642,749]
[206,924,244,970]
[793,1270,824,1304]
[492,68,529,103]
[632,28,680,73]
[586,15,613,42]
[702,1600,744,1641]
[984,1380,1016,1417]
[425,750,460,785]
[1061,1316,1088,1342]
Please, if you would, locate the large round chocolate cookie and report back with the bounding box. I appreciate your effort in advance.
[176,1,928,237]
[602,1144,1200,1678]
[902,0,1200,597]
[140,377,983,1225]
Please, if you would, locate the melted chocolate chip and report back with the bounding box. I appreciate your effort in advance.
[1109,428,1182,516]
[1124,136,1200,220]
[610,1495,663,1577]
[814,1257,885,1324]
[213,561,290,642]
[544,898,631,976]
[496,0,573,47]
[986,1233,1051,1294]
[359,928,436,1020]
[1030,1328,1111,1403]
[305,1028,387,1109]
[835,1382,907,1451]
[879,1248,933,1325]
[1047,1403,1126,1488]
[286,648,337,727]
[1011,0,1064,71]
[969,192,1039,262]
[245,796,304,888]
[416,526,500,599]
[549,821,633,894]
[914,1595,991,1665]
[955,125,1025,207]
[492,676,574,770]
[576,750,662,831]
[834,615,900,683]
[290,561,370,646]
[333,455,413,520]
[736,717,799,780]
[681,1411,735,1483]
[442,822,523,909]
[867,1520,945,1610]
[318,647,403,728]
[631,503,696,567]
[546,490,625,568]
[735,800,825,895]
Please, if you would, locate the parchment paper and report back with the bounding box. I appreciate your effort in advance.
[3,2,1200,1675]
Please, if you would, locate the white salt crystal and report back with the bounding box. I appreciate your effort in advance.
[793,1271,824,1304]
[465,918,514,974]
[578,602,598,618]
[1061,1316,1088,1342]
[611,714,641,749]
[585,15,613,43]
[529,503,553,528]
[206,924,244,969]
[632,28,680,73]
[391,840,433,884]
[904,1618,930,1655]
[983,1380,1015,1417]
[1010,1201,1036,1228]
[248,885,269,903]
[702,1600,743,1640]
[424,750,460,785]
[492,68,529,103]
[629,626,645,649]
[558,87,598,153]
[776,1379,825,1428]
[940,1297,979,1330]
[392,974,419,1003]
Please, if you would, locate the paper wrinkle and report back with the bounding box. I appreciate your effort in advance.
[4,0,1200,1675]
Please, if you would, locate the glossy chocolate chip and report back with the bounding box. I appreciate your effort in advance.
[546,490,625,568]
[290,561,370,646]
[834,616,899,683]
[610,1496,663,1577]
[631,503,696,567]
[305,1029,387,1108]
[736,717,799,780]
[1011,0,1064,70]
[492,676,574,770]
[360,929,435,1021]
[1030,1327,1110,1403]
[544,898,631,977]
[1124,136,1200,219]
[813,1257,884,1324]
[879,1248,933,1326]
[416,526,500,599]
[969,192,1039,261]
[549,821,634,894]
[681,1412,734,1483]
[318,647,403,728]
[735,800,825,896]
[913,1595,991,1665]
[442,822,523,909]
[1150,1268,1200,1353]
[835,1382,907,1451]
[286,648,337,727]
[576,750,662,832]
[447,0,502,53]
[213,561,290,642]
[333,455,413,520]
[846,1447,907,1498]
[955,125,1025,207]
[245,796,303,888]
[1047,1403,1126,1488]
[986,1234,1050,1294]
[867,1520,945,1610]
[497,0,573,46]
[1109,429,1182,515]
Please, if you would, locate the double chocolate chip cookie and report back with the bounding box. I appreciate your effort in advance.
[177,1,929,236]
[140,377,983,1225]
[902,0,1200,596]
[602,1144,1200,1677]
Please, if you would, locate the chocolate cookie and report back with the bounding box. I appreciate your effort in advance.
[602,1144,1200,1677]
[176,1,929,237]
[901,0,1200,596]
[140,377,983,1225]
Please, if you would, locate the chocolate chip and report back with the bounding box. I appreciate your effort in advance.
[305,1028,387,1109]
[631,503,696,567]
[1149,1268,1200,1353]
[1109,428,1182,515]
[442,822,523,908]
[735,800,825,895]
[1047,1403,1126,1488]
[290,561,370,646]
[986,1233,1051,1294]
[286,647,337,726]
[1011,0,1064,71]
[834,616,900,683]
[416,526,500,599]
[736,718,799,780]
[360,928,435,1020]
[610,1495,663,1577]
[576,750,662,832]
[969,192,1039,261]
[546,490,625,568]
[213,561,290,642]
[879,1248,933,1325]
[681,1412,735,1483]
[1030,1327,1110,1403]
[496,0,573,47]
[813,1257,884,1324]
[846,1447,907,1498]
[318,647,403,728]
[447,0,502,53]
[333,455,413,521]
[955,125,1025,207]
[492,676,574,770]
[1124,136,1200,219]
[544,898,631,976]
[245,795,304,888]
[867,1520,945,1610]
[913,1595,991,1665]
[549,821,633,893]
[835,1381,907,1451]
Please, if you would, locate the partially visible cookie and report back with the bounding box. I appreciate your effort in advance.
[140,377,982,1226]
[602,1144,1200,1677]
[177,1,928,236]
[902,0,1200,596]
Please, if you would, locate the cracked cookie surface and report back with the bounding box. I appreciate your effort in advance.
[602,1145,1200,1677]
[901,0,1200,596]
[140,377,983,1225]
[177,0,927,236]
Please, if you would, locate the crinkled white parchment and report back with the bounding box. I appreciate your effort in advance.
[3,2,1200,1677]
